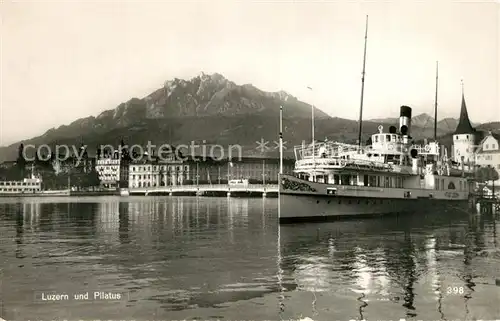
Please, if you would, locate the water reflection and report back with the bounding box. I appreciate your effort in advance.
[0,197,498,320]
[119,202,129,244]
[15,203,25,261]
[277,210,500,320]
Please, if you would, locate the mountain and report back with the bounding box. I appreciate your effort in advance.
[1,72,499,162]
[368,113,481,133]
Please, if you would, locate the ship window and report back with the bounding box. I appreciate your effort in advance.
[380,136,385,143]
[448,182,456,190]
[386,135,391,142]
[375,136,379,143]
[369,176,376,187]
[392,135,396,141]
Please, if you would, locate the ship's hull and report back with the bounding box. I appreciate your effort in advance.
[279,174,469,223]
[279,193,468,223]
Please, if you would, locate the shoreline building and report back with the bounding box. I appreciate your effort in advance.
[452,86,477,171]
[128,152,190,188]
[450,83,500,189]
[475,131,500,187]
[95,140,130,188]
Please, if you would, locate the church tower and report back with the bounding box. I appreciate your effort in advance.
[452,80,476,165]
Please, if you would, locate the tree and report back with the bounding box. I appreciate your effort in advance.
[15,143,26,179]
[85,169,101,188]
[474,167,488,183]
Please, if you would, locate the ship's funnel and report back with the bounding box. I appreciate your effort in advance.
[399,105,412,137]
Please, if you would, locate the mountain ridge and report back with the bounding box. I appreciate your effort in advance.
[1,72,498,162]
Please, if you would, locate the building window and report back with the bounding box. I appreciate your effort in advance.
[486,144,489,150]
[466,135,469,139]
[448,182,456,190]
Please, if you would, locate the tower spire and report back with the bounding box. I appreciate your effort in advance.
[454,79,475,135]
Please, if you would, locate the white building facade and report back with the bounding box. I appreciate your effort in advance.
[475,131,500,186]
[128,159,190,188]
[95,158,121,188]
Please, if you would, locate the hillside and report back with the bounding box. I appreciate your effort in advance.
[1,72,499,162]
[368,113,481,134]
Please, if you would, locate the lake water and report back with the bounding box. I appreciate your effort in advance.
[0,196,499,321]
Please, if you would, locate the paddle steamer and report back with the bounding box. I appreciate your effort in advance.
[279,105,474,223]
[0,165,70,197]
[278,16,475,223]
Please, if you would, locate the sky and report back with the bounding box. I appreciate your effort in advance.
[1,0,499,146]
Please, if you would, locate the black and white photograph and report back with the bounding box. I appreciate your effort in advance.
[0,0,499,320]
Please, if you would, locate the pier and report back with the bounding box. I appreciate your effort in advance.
[125,184,279,197]
[474,194,500,214]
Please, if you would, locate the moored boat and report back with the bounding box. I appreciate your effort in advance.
[0,176,71,197]
[0,164,70,197]
[278,107,473,223]
[277,16,474,223]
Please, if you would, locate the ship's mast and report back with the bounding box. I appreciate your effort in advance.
[279,105,283,175]
[357,15,369,152]
[434,61,439,141]
[307,86,315,181]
